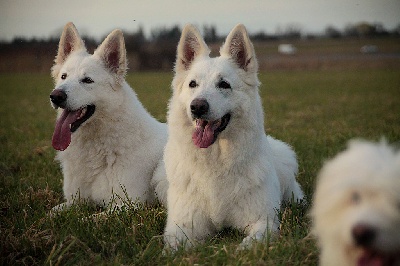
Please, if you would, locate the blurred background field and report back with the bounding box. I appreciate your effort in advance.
[1,21,400,73]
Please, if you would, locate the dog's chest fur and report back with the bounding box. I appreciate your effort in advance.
[166,113,270,228]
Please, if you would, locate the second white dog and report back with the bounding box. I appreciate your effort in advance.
[163,24,303,249]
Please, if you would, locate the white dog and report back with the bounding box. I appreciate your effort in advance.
[163,24,303,249]
[50,23,168,212]
[311,140,400,266]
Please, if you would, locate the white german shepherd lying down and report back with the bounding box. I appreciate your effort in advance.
[164,24,303,249]
[311,140,400,266]
[50,23,168,212]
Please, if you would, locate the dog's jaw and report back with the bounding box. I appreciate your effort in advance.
[52,105,95,151]
[192,113,231,148]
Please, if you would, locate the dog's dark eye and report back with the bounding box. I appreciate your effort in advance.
[189,80,197,88]
[351,192,361,204]
[61,73,67,80]
[217,80,231,89]
[81,77,94,84]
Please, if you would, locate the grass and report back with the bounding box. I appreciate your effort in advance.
[1,69,399,265]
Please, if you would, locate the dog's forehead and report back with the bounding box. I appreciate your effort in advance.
[189,56,236,81]
[321,145,400,198]
[62,53,100,75]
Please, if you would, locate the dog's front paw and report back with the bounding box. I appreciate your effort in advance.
[237,230,278,250]
[238,232,264,250]
[163,232,194,254]
[48,202,71,217]
[238,235,255,250]
[163,236,180,253]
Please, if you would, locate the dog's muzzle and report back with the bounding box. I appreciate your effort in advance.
[50,88,96,151]
[190,98,231,148]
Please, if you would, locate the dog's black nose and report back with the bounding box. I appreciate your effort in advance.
[190,98,209,118]
[50,89,67,107]
[352,224,376,247]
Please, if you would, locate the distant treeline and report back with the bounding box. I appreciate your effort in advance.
[0,22,399,72]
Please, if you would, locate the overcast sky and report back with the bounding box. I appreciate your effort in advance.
[1,0,399,41]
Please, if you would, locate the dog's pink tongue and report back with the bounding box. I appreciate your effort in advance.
[358,252,384,266]
[52,109,79,151]
[192,120,218,148]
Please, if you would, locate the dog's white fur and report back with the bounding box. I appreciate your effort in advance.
[163,24,303,249]
[50,23,168,212]
[311,140,400,266]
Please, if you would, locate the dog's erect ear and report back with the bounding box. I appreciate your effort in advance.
[52,22,86,78]
[220,24,258,73]
[94,29,127,84]
[176,24,210,72]
[55,22,86,64]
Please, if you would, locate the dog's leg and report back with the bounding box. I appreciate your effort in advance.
[239,219,279,249]
[164,207,213,251]
[164,223,193,251]
[150,161,168,206]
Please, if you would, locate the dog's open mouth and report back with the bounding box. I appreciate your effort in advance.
[358,249,400,266]
[52,105,95,151]
[192,113,231,148]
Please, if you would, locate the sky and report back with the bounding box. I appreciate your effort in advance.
[1,0,399,42]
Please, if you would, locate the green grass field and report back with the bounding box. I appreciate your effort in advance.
[1,69,399,265]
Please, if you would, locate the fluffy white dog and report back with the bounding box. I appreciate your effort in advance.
[50,23,168,212]
[163,24,303,249]
[311,140,400,266]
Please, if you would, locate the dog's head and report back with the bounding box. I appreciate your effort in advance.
[50,22,127,151]
[311,140,400,265]
[171,24,261,149]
